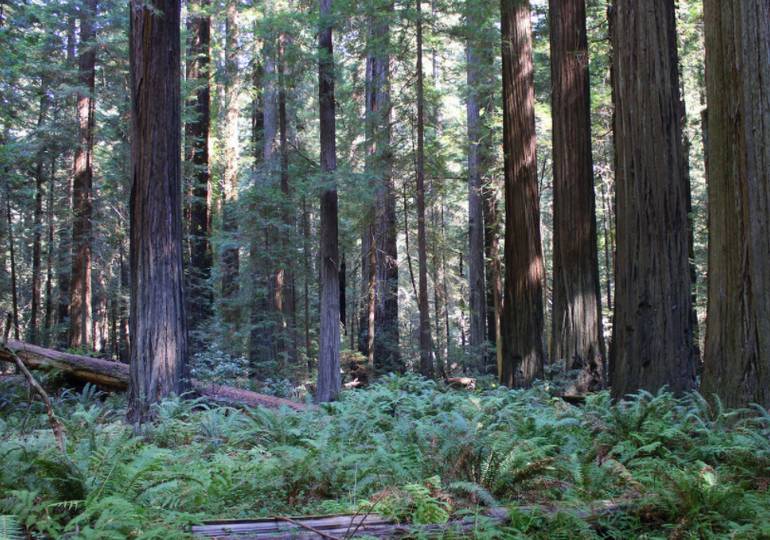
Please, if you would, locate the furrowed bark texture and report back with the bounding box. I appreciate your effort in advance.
[317,0,341,403]
[548,0,605,391]
[128,0,188,423]
[69,0,97,350]
[701,0,770,408]
[500,0,545,387]
[609,0,697,398]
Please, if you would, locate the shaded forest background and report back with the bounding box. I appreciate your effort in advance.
[0,0,709,389]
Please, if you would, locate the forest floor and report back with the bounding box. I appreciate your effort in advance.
[1,373,769,538]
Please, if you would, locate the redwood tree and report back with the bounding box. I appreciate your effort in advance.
[69,0,97,350]
[609,0,697,398]
[128,0,188,423]
[317,0,341,402]
[499,0,545,387]
[548,0,604,391]
[701,1,770,408]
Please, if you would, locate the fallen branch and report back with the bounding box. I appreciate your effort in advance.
[0,340,307,412]
[0,341,66,452]
[191,498,637,538]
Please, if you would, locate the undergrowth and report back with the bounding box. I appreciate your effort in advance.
[1,374,769,538]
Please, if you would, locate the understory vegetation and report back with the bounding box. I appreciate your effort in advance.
[1,375,769,539]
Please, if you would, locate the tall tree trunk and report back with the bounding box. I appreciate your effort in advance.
[609,0,697,398]
[548,0,605,391]
[30,89,50,345]
[415,0,434,378]
[220,0,241,334]
[69,0,97,350]
[44,156,56,346]
[127,0,188,424]
[317,0,341,402]
[185,0,213,350]
[56,15,77,347]
[360,0,400,373]
[499,0,545,387]
[262,33,281,367]
[465,0,490,371]
[302,196,312,374]
[483,181,503,376]
[701,1,770,408]
[277,30,297,366]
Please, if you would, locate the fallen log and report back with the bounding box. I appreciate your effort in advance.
[191,499,634,539]
[0,340,307,411]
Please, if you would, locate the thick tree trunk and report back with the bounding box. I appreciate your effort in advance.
[609,0,697,398]
[185,0,213,350]
[701,1,770,409]
[69,0,97,350]
[499,0,545,387]
[317,0,341,402]
[415,0,434,378]
[128,0,188,424]
[221,0,241,335]
[548,0,605,391]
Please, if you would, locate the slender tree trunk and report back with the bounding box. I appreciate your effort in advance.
[548,0,605,391]
[499,0,545,387]
[261,34,281,367]
[185,0,213,350]
[118,241,129,363]
[483,181,503,377]
[69,0,97,350]
[466,36,487,371]
[415,0,434,378]
[6,197,19,340]
[609,0,697,398]
[359,1,399,373]
[248,59,274,374]
[44,156,56,346]
[277,31,297,365]
[701,1,770,408]
[30,89,50,345]
[220,0,241,334]
[302,196,312,374]
[127,0,188,424]
[599,180,612,312]
[56,16,77,347]
[317,0,341,402]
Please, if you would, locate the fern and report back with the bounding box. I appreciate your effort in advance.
[0,516,23,540]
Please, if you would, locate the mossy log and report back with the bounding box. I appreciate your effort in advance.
[0,340,306,411]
